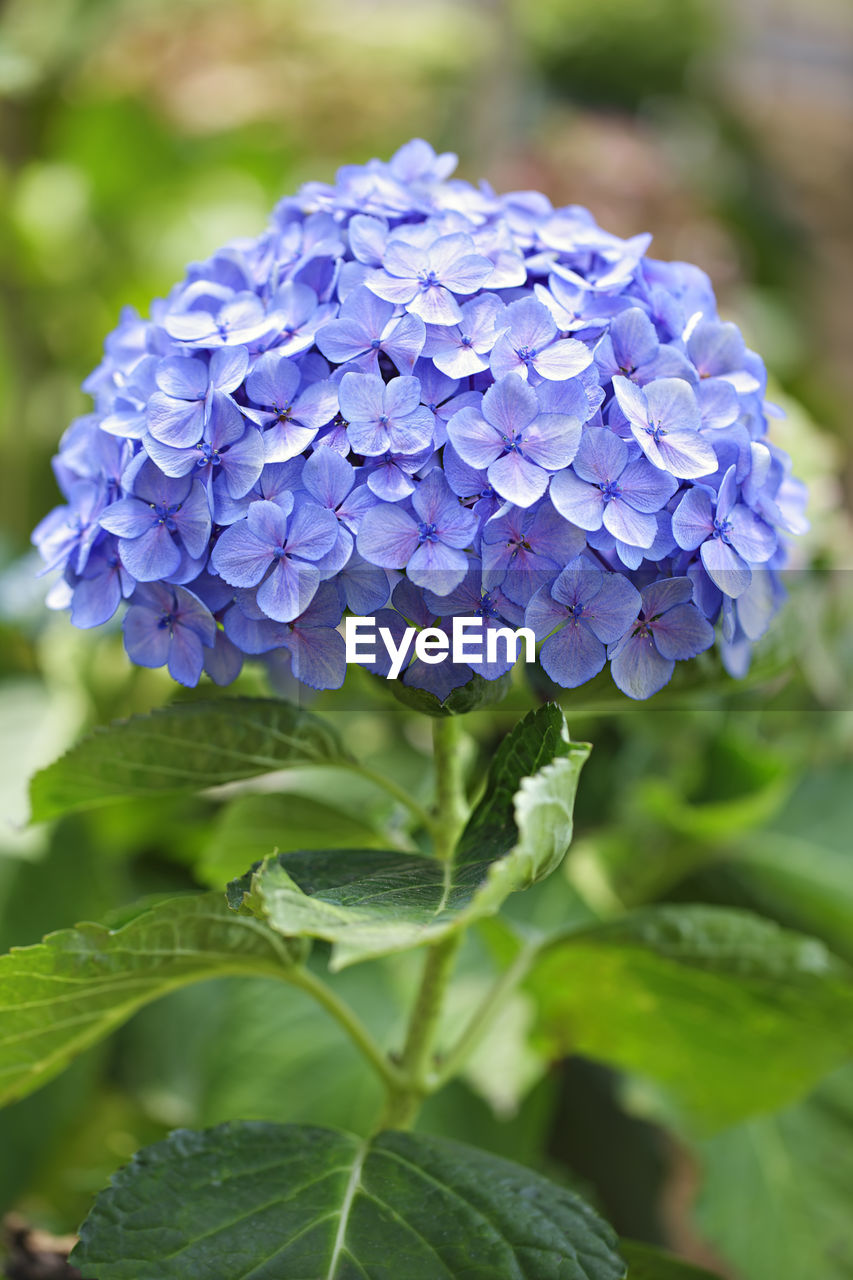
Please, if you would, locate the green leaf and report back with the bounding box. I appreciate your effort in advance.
[618,1241,723,1278]
[726,765,853,964]
[525,905,853,1129]
[29,697,351,822]
[229,705,590,967]
[199,792,387,888]
[72,1121,626,1280]
[695,1065,853,1280]
[458,701,588,870]
[0,894,303,1106]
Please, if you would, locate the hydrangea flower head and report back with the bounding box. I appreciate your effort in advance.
[34,140,806,700]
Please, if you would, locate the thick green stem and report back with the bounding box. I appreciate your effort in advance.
[379,932,462,1129]
[431,716,468,859]
[378,718,470,1128]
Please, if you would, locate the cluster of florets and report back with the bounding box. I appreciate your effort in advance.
[34,139,806,700]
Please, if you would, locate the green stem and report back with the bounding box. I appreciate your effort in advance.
[379,932,462,1130]
[378,718,471,1128]
[288,966,404,1092]
[434,938,541,1088]
[431,716,468,859]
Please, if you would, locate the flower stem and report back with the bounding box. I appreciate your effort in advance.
[431,716,468,859]
[377,716,471,1128]
[379,932,462,1130]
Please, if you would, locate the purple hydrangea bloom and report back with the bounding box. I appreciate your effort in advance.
[244,353,338,462]
[489,297,592,382]
[33,140,805,697]
[609,578,715,699]
[480,499,586,606]
[447,374,583,507]
[671,464,777,597]
[368,232,494,325]
[69,542,134,629]
[211,494,338,622]
[144,402,264,500]
[147,348,248,448]
[526,557,642,688]
[99,461,210,582]
[123,582,216,686]
[550,427,677,549]
[423,294,506,379]
[300,448,376,573]
[613,375,717,480]
[338,372,434,457]
[315,286,426,374]
[357,470,477,595]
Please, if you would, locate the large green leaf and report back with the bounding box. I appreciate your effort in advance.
[696,1065,853,1280]
[229,705,590,967]
[526,905,853,1129]
[0,894,303,1106]
[618,1241,722,1278]
[72,1121,626,1280]
[29,697,351,822]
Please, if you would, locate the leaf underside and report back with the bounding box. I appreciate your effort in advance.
[29,697,351,822]
[0,894,301,1107]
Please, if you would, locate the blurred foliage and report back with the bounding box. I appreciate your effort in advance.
[1,0,851,1277]
[513,0,723,108]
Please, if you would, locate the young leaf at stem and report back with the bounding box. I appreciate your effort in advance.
[226,705,590,969]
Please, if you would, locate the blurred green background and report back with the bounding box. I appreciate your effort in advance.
[0,1,851,1277]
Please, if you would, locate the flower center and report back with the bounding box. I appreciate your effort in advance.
[476,592,499,619]
[197,443,221,466]
[417,521,439,543]
[151,501,181,531]
[712,516,732,543]
[418,270,440,289]
[600,480,622,502]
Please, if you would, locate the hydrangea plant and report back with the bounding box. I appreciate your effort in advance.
[2,144,836,1280]
[34,138,806,702]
